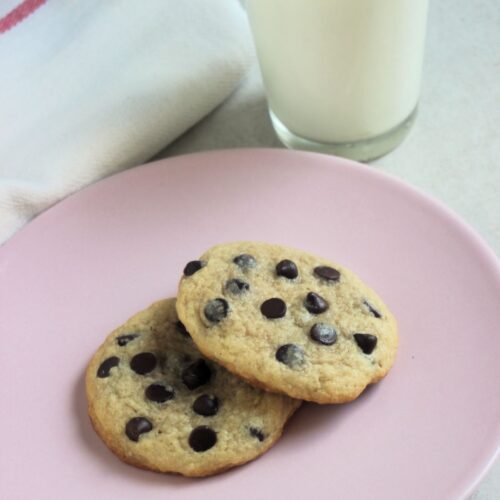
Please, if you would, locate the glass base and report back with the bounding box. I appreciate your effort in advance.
[269,107,418,163]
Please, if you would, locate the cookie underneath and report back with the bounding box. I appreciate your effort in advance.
[177,242,398,404]
[85,298,300,477]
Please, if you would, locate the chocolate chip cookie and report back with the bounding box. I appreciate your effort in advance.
[85,298,300,477]
[176,242,398,404]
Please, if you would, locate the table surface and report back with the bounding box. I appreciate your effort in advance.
[158,0,500,497]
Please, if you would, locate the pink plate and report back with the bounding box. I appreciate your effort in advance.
[1,149,499,500]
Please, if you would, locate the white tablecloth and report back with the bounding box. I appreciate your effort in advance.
[0,0,252,243]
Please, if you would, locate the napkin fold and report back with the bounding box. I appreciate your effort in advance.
[0,0,252,243]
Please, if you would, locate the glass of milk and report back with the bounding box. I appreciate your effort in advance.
[247,0,429,162]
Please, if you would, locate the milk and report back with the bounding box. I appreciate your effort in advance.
[247,0,428,149]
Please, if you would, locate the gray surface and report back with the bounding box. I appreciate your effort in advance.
[160,0,500,497]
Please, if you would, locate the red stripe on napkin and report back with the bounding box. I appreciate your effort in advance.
[0,0,47,34]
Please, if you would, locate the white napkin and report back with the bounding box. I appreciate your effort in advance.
[0,0,252,243]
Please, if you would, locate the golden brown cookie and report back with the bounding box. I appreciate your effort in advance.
[176,242,398,404]
[85,298,300,477]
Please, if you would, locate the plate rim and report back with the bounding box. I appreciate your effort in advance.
[2,148,498,267]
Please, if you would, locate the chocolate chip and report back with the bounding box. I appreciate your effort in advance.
[276,259,298,279]
[276,344,305,368]
[175,320,190,337]
[233,254,256,270]
[225,278,250,295]
[193,395,219,416]
[189,426,217,452]
[314,266,340,282]
[304,292,329,314]
[125,417,153,442]
[183,260,205,276]
[364,300,382,318]
[354,333,378,354]
[130,352,157,375]
[261,298,287,319]
[145,383,175,403]
[204,298,229,323]
[96,356,119,378]
[182,359,212,390]
[116,334,139,346]
[249,427,265,442]
[310,323,337,345]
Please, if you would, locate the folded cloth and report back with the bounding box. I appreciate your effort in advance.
[0,0,252,244]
